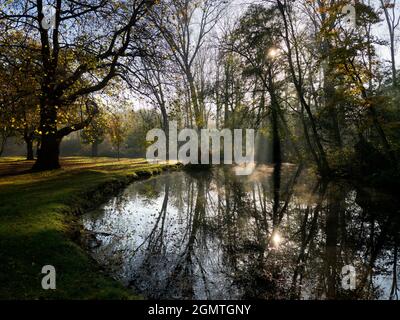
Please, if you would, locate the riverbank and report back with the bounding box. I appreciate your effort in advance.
[0,157,181,299]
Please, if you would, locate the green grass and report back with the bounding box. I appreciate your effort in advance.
[0,157,180,299]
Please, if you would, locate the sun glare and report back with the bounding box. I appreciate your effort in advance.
[267,47,279,59]
[272,232,282,247]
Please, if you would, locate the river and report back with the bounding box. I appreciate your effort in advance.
[82,164,400,299]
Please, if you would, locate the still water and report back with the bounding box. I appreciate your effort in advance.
[82,165,400,299]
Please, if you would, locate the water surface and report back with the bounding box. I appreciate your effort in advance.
[82,165,400,299]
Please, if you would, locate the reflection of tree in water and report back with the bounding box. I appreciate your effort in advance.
[126,173,217,299]
[350,188,400,299]
[126,180,170,297]
[218,163,303,299]
[83,166,400,299]
[163,177,207,299]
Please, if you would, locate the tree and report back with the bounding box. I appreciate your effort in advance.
[380,0,400,89]
[276,0,330,174]
[228,4,284,164]
[81,109,107,157]
[126,108,162,157]
[131,39,173,155]
[150,0,226,128]
[107,112,128,160]
[0,108,10,156]
[0,33,41,159]
[0,0,154,170]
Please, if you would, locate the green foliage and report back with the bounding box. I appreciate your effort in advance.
[125,109,162,157]
[81,111,107,145]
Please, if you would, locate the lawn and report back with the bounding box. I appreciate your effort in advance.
[0,157,180,299]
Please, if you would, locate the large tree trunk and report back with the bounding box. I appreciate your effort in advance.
[36,140,41,158]
[32,99,98,170]
[0,133,7,156]
[24,130,34,160]
[26,139,34,160]
[33,134,61,170]
[32,91,62,170]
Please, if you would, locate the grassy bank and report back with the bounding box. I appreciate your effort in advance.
[0,157,180,299]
